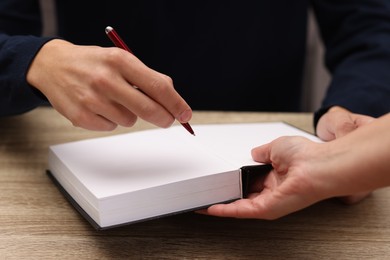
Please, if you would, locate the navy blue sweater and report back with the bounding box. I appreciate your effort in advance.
[1,0,390,125]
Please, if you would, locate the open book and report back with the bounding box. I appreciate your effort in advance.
[48,122,321,230]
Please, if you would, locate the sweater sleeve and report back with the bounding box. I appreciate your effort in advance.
[0,0,55,116]
[312,0,390,126]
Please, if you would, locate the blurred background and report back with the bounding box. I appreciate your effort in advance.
[39,0,330,112]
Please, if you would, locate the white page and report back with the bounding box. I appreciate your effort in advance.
[50,127,236,200]
[50,122,320,200]
[182,122,320,166]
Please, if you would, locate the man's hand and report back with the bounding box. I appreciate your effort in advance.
[27,39,192,131]
[316,106,374,141]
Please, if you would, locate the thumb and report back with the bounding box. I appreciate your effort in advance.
[251,143,272,163]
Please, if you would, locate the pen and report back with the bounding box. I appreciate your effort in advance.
[105,26,195,136]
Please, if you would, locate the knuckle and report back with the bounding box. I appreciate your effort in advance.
[121,117,137,127]
[138,103,174,128]
[69,110,118,131]
[77,93,100,112]
[160,117,175,128]
[149,76,173,93]
[105,48,136,69]
[105,48,126,64]
[171,99,187,116]
[88,72,111,92]
[337,121,357,136]
[103,123,118,131]
[138,102,156,117]
[69,110,88,128]
[162,75,174,85]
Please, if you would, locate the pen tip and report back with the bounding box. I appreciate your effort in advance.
[181,122,195,136]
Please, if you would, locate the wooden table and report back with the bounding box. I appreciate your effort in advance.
[1,107,390,259]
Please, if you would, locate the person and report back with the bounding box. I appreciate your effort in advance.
[0,1,389,202]
[205,112,390,220]
[0,1,389,134]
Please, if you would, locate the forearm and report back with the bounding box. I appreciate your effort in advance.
[318,113,390,197]
[312,0,390,121]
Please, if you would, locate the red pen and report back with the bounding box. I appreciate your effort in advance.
[105,26,195,136]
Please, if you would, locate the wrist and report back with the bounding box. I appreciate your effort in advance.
[305,141,346,201]
[27,39,73,92]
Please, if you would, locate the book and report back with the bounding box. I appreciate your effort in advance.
[47,122,321,230]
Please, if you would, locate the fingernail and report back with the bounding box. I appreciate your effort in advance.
[178,109,192,122]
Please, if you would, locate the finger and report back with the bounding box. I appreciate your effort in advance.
[251,140,291,174]
[353,114,375,127]
[90,99,138,127]
[316,107,354,140]
[251,143,272,163]
[48,95,118,131]
[334,118,358,138]
[207,194,286,220]
[317,107,374,141]
[335,113,374,138]
[207,188,313,220]
[114,51,192,123]
[338,191,372,205]
[132,71,192,123]
[62,83,139,128]
[103,76,176,128]
[68,109,118,131]
[206,199,264,219]
[322,114,354,140]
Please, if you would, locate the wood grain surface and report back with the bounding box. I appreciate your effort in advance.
[1,107,389,259]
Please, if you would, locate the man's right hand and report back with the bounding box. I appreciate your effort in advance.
[27,39,192,131]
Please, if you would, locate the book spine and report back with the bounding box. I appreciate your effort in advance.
[240,164,273,198]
